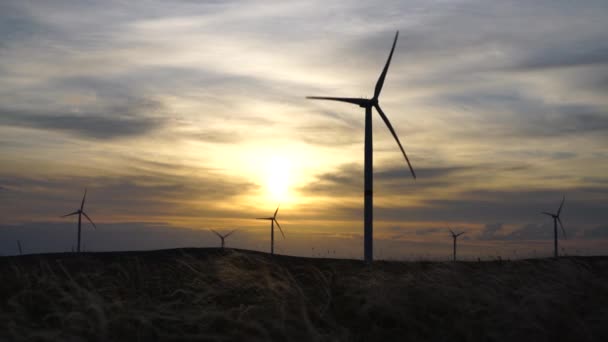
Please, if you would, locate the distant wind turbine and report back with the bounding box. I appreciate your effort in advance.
[17,240,22,255]
[61,189,97,253]
[211,229,236,249]
[256,205,284,255]
[306,31,416,263]
[449,228,465,262]
[541,196,567,258]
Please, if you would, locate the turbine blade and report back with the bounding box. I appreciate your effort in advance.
[306,96,369,106]
[256,217,273,220]
[448,228,455,236]
[274,219,285,239]
[541,211,555,217]
[211,229,222,238]
[82,211,97,229]
[80,188,87,210]
[557,195,565,216]
[61,211,79,217]
[274,204,280,219]
[374,31,399,99]
[557,217,567,239]
[224,230,237,238]
[375,104,416,179]
[456,232,465,237]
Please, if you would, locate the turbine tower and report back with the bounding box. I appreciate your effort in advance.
[306,31,416,263]
[449,228,465,262]
[256,205,284,255]
[211,229,236,249]
[541,196,566,258]
[61,189,97,253]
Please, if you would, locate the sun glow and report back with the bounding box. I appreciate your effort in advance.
[266,156,291,202]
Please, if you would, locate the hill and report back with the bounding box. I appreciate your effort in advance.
[1,249,608,341]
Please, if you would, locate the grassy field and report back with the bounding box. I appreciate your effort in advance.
[1,249,608,341]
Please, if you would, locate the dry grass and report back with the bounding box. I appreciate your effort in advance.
[1,249,608,341]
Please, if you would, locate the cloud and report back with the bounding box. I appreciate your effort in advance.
[503,223,555,241]
[512,37,608,70]
[0,161,259,223]
[584,225,608,239]
[415,227,441,236]
[297,164,608,227]
[193,129,244,144]
[432,89,608,139]
[478,223,505,240]
[298,122,362,147]
[301,163,469,197]
[0,100,166,140]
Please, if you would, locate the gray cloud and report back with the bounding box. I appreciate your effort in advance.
[0,164,258,221]
[415,227,441,236]
[193,129,244,144]
[0,2,56,47]
[478,223,505,240]
[0,100,166,140]
[432,89,608,139]
[504,223,558,241]
[513,37,608,70]
[584,225,608,239]
[298,163,608,227]
[301,163,468,197]
[298,122,362,147]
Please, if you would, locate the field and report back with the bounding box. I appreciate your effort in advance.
[1,249,608,341]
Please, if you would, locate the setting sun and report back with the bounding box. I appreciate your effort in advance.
[266,156,291,202]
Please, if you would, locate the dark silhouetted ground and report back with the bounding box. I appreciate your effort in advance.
[1,248,607,341]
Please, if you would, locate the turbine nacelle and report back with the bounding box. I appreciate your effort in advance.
[359,98,377,108]
[449,228,465,238]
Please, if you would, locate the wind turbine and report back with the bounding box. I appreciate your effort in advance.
[541,196,566,258]
[256,205,284,255]
[61,189,97,253]
[449,228,465,262]
[306,31,416,263]
[211,229,236,249]
[17,240,22,255]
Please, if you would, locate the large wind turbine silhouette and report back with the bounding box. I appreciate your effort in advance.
[256,205,284,255]
[306,31,415,263]
[61,189,97,253]
[211,229,236,249]
[449,229,465,262]
[541,196,566,258]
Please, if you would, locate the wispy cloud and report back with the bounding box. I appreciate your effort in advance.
[0,100,165,140]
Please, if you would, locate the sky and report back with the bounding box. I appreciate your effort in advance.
[1,0,608,259]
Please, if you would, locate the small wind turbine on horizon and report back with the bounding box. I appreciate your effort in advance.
[17,240,22,255]
[61,189,97,253]
[306,31,416,263]
[541,196,567,258]
[256,205,284,255]
[211,229,236,249]
[449,228,465,262]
